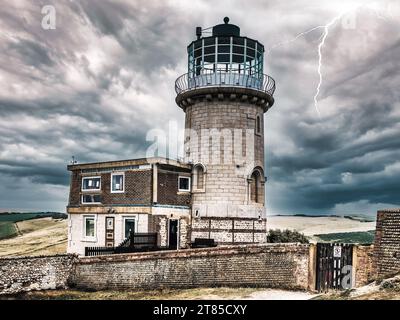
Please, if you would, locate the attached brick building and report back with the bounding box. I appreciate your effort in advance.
[67,157,192,255]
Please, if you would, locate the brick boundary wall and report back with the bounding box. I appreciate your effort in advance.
[0,254,77,295]
[373,209,400,279]
[70,243,311,291]
[353,245,375,287]
[0,243,376,295]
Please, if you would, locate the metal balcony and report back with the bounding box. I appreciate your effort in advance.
[175,69,276,97]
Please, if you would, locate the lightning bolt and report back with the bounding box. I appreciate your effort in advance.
[314,14,343,117]
[266,25,325,55]
[267,2,388,117]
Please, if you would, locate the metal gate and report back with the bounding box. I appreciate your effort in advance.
[316,243,354,292]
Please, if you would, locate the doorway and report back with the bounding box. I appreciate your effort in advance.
[124,218,135,239]
[168,219,179,249]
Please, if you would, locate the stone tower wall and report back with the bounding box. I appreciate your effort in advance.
[183,97,267,244]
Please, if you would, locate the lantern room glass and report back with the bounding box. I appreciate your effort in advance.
[187,36,264,79]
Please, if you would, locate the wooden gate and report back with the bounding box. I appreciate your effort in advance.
[316,243,353,292]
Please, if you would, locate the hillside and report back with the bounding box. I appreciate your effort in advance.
[267,216,376,243]
[0,218,67,257]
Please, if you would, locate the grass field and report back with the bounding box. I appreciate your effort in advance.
[0,222,18,240]
[0,212,67,242]
[313,230,375,244]
[0,217,67,257]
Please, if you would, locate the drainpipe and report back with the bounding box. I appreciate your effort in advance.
[152,163,158,204]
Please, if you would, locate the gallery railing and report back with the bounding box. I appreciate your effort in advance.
[175,69,276,96]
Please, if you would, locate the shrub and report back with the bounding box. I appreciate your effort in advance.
[267,229,309,244]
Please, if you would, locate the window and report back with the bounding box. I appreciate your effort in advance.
[256,115,261,134]
[82,176,101,191]
[178,176,191,192]
[124,218,135,238]
[193,164,205,192]
[249,168,264,204]
[84,216,95,238]
[81,194,101,204]
[250,171,260,203]
[111,172,124,193]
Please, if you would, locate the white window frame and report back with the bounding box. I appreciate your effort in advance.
[83,215,96,241]
[81,176,101,192]
[178,176,191,192]
[111,172,125,193]
[81,194,102,205]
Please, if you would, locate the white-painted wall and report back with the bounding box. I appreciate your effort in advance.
[67,213,149,256]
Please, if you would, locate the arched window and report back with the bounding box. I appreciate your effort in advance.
[249,167,264,204]
[256,115,261,134]
[250,170,260,203]
[193,163,206,192]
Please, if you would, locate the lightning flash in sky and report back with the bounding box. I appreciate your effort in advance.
[267,2,388,117]
[313,14,343,117]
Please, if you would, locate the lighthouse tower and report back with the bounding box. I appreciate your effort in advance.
[175,17,275,244]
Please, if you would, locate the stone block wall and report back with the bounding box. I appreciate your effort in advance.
[0,254,76,295]
[373,209,400,279]
[70,243,310,291]
[184,101,266,213]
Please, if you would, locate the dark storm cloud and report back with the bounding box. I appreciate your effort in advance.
[7,37,54,67]
[0,0,399,214]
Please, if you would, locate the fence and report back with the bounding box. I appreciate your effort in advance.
[85,232,158,257]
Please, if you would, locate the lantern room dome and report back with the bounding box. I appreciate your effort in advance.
[175,18,275,106]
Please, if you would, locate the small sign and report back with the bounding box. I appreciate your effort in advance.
[333,245,342,258]
[106,217,114,230]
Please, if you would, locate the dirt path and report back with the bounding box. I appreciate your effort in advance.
[241,289,317,300]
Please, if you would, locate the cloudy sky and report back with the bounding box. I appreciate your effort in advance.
[0,0,399,216]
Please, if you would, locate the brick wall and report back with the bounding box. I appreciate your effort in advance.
[70,244,310,291]
[69,171,80,206]
[373,209,400,279]
[102,170,152,205]
[69,168,192,208]
[354,245,375,287]
[68,169,153,206]
[157,171,191,206]
[0,254,76,295]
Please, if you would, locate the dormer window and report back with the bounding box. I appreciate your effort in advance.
[82,176,101,191]
[111,172,125,193]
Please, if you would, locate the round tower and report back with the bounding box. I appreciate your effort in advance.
[175,17,275,244]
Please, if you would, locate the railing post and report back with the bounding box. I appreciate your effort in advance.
[130,230,135,248]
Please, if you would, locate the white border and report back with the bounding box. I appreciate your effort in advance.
[82,215,97,242]
[81,176,101,191]
[111,172,125,193]
[122,215,137,241]
[81,194,102,205]
[178,176,191,192]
